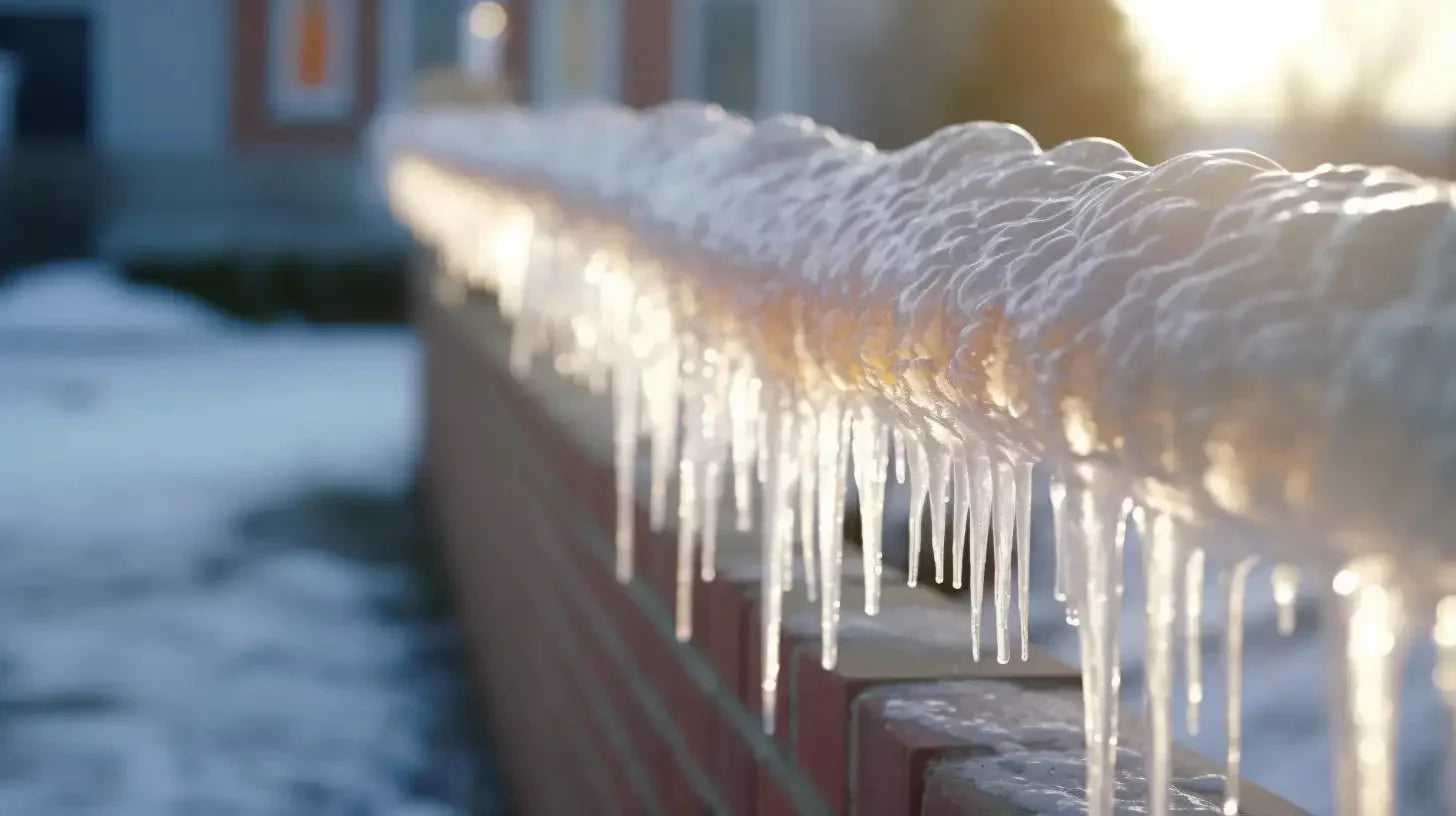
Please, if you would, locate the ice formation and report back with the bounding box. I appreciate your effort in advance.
[375,103,1456,816]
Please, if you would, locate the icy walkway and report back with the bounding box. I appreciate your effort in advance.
[0,263,503,814]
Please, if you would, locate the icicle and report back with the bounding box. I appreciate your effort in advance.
[816,398,845,669]
[852,408,887,615]
[892,425,907,484]
[700,434,725,582]
[795,401,818,601]
[1331,557,1406,816]
[1433,596,1456,814]
[759,394,794,735]
[1271,564,1299,636]
[611,355,640,583]
[1068,471,1128,816]
[1014,458,1033,661]
[1139,509,1180,816]
[906,431,930,587]
[1185,546,1206,735]
[928,441,951,585]
[673,355,704,642]
[991,452,1017,664]
[968,442,994,656]
[729,365,760,532]
[646,342,681,532]
[951,451,971,590]
[1223,556,1257,816]
[1049,474,1069,608]
[699,351,730,582]
[755,387,771,483]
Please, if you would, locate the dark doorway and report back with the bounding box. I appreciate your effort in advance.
[0,14,91,145]
[0,15,96,272]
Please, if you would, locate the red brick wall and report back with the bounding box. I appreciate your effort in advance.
[416,263,1312,815]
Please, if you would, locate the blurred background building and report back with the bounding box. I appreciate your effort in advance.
[2,0,1452,284]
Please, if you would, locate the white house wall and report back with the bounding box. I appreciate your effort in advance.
[95,0,231,154]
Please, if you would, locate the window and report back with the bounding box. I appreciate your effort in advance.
[268,0,357,122]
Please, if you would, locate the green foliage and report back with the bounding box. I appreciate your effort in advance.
[940,0,1152,160]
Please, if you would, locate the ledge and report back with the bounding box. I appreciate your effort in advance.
[416,260,1310,815]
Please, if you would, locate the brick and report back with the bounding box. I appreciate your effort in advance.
[756,765,803,816]
[762,572,1076,812]
[706,701,758,815]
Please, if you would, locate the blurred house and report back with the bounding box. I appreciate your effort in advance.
[0,0,466,273]
[507,0,892,135]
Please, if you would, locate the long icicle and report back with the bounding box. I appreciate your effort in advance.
[1139,509,1180,816]
[699,351,730,582]
[673,345,704,642]
[816,398,844,669]
[1014,457,1033,661]
[1432,596,1456,815]
[1185,546,1206,735]
[1223,556,1258,816]
[795,399,818,600]
[1331,557,1406,816]
[611,354,640,583]
[729,363,759,532]
[646,340,680,532]
[968,441,994,657]
[778,405,797,593]
[853,408,888,615]
[928,440,951,585]
[1068,471,1127,816]
[951,450,971,590]
[759,390,793,734]
[991,451,1017,664]
[906,430,930,587]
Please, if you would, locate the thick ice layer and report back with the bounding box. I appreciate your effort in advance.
[379,103,1456,578]
[377,102,1456,816]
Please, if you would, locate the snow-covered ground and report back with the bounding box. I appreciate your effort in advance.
[0,262,500,814]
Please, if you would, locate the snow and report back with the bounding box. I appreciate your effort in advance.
[0,263,495,813]
[0,260,229,335]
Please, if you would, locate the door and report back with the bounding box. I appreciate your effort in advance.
[0,15,95,271]
[0,14,91,144]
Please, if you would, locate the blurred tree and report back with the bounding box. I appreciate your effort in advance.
[939,0,1151,159]
[1279,0,1428,167]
